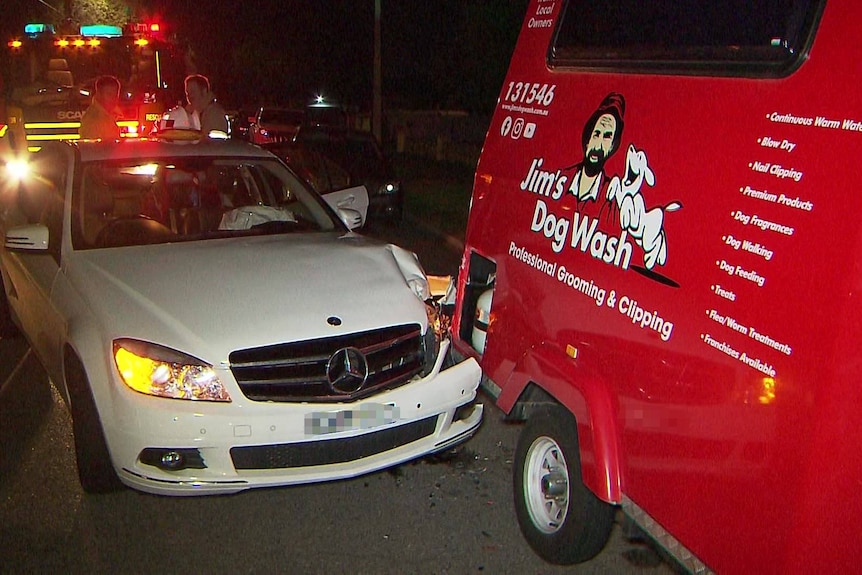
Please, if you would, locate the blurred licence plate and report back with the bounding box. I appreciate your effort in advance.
[305,403,400,436]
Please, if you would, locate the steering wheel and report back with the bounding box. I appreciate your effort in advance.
[94,216,175,248]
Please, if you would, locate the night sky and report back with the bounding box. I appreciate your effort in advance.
[3,1,529,114]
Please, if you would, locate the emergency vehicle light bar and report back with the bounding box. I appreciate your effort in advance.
[80,25,122,38]
[126,22,163,35]
[24,23,54,36]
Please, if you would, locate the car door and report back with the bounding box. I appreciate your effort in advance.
[0,146,68,380]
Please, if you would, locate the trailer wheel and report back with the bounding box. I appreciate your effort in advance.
[513,406,615,564]
[65,354,123,494]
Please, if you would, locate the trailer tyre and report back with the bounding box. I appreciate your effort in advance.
[65,354,123,494]
[513,406,614,564]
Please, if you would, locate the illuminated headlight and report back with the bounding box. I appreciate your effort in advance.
[4,159,30,182]
[378,182,399,195]
[113,339,231,401]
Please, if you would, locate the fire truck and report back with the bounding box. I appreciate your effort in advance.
[3,21,186,153]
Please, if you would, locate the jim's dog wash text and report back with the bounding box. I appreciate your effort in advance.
[509,242,674,341]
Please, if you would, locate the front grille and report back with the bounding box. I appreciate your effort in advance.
[230,415,438,469]
[229,324,425,402]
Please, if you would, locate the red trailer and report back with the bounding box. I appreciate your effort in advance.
[452,1,862,572]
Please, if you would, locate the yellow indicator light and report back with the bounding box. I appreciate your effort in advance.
[114,346,230,402]
[88,39,101,47]
[73,39,85,47]
[55,39,69,47]
[117,120,139,127]
[115,347,160,395]
[135,38,149,47]
[25,122,81,129]
[566,344,578,359]
[8,40,23,48]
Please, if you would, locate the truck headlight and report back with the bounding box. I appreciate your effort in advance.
[113,339,231,402]
[4,158,30,182]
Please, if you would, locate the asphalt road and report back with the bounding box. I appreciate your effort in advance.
[0,213,677,574]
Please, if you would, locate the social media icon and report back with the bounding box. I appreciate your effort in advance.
[512,118,524,139]
[501,116,513,137]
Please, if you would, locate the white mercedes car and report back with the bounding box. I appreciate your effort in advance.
[0,134,482,496]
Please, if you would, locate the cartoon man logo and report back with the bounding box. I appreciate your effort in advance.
[564,92,683,286]
[567,92,625,207]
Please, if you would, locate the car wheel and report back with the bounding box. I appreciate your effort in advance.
[65,354,123,494]
[513,405,615,564]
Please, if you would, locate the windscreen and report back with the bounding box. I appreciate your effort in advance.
[73,155,343,249]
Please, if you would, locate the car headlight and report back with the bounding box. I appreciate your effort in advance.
[377,181,400,195]
[113,339,231,402]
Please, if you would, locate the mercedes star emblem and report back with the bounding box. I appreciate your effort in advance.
[326,347,369,393]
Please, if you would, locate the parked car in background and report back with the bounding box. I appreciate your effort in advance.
[0,133,482,496]
[264,141,352,196]
[291,126,403,221]
[305,103,348,129]
[248,106,305,145]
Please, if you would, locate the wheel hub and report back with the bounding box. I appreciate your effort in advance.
[541,469,568,497]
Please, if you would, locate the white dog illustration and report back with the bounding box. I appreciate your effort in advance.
[606,144,682,270]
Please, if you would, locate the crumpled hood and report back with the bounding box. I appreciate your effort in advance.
[66,233,427,364]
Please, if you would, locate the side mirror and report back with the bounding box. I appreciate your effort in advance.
[322,185,369,230]
[337,208,363,230]
[4,223,49,251]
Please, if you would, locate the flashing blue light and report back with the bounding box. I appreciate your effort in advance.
[80,25,123,38]
[24,23,55,36]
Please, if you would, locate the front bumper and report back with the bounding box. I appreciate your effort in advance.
[109,340,482,496]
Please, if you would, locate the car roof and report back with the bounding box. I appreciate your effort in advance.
[71,135,273,162]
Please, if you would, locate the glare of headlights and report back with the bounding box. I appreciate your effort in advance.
[5,159,30,181]
[114,342,231,402]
